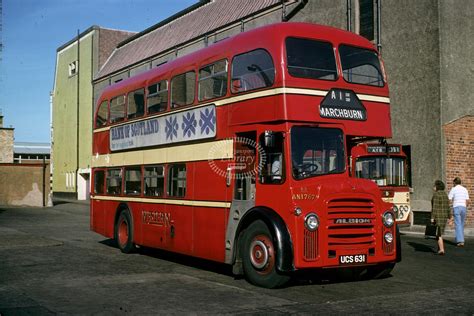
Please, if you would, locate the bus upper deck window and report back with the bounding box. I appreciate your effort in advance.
[171,71,195,108]
[198,59,228,101]
[148,80,168,114]
[110,95,126,123]
[127,89,145,119]
[231,49,275,93]
[339,45,384,87]
[95,101,108,128]
[286,37,337,81]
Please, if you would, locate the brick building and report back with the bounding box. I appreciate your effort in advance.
[53,0,473,227]
[0,113,14,163]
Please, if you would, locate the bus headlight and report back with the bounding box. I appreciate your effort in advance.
[305,213,319,231]
[382,211,394,228]
[384,232,394,243]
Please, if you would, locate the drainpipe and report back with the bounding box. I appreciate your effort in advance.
[76,29,80,199]
[376,0,382,53]
[282,0,309,22]
[347,0,352,31]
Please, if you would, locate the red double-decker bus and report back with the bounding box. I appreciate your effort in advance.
[91,22,399,288]
[350,142,411,225]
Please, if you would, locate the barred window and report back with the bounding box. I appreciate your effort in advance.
[110,95,126,123]
[147,80,168,114]
[144,165,164,197]
[106,169,122,195]
[94,170,105,194]
[198,59,228,101]
[171,71,195,108]
[168,164,186,197]
[95,101,108,128]
[127,89,145,119]
[125,167,142,195]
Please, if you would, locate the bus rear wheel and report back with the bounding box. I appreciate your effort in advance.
[115,209,136,253]
[241,220,290,288]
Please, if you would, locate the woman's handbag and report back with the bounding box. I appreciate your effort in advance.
[424,220,439,239]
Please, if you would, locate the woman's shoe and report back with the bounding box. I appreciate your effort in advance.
[456,243,464,247]
[437,251,445,255]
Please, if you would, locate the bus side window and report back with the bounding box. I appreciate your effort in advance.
[144,165,164,197]
[147,80,168,114]
[106,168,122,195]
[125,166,142,195]
[171,71,195,108]
[231,49,275,93]
[168,164,186,197]
[198,59,228,101]
[110,95,126,123]
[95,101,108,128]
[127,89,145,119]
[94,170,105,194]
[259,132,285,184]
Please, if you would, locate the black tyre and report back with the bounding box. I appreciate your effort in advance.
[114,209,136,253]
[241,220,290,288]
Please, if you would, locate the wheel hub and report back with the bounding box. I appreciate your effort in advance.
[250,239,269,270]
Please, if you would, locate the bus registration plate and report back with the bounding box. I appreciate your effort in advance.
[339,254,366,265]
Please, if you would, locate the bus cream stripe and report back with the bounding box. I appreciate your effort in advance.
[357,94,390,103]
[93,88,389,134]
[92,195,231,208]
[92,139,233,168]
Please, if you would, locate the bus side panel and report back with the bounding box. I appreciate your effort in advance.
[137,202,168,249]
[92,131,110,155]
[103,200,120,239]
[166,204,193,255]
[189,160,229,262]
[90,199,106,236]
[193,206,227,262]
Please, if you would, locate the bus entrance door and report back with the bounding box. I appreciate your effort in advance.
[225,132,257,265]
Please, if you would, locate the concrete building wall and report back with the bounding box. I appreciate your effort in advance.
[52,31,95,198]
[380,1,442,213]
[439,0,474,124]
[0,164,51,207]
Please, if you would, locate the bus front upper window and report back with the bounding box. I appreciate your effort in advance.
[291,127,345,180]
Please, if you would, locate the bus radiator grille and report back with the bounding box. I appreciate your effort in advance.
[304,229,318,261]
[326,198,376,247]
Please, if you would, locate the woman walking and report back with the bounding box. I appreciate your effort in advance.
[431,180,451,255]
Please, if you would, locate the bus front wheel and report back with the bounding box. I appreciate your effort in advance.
[241,220,290,288]
[114,209,136,253]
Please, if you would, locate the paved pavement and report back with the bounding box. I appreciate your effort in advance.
[1,203,473,315]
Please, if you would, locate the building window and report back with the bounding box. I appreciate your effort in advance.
[94,170,105,194]
[68,61,78,77]
[231,49,275,93]
[147,80,168,114]
[144,165,164,197]
[95,101,108,128]
[171,71,195,108]
[127,89,145,119]
[106,169,122,195]
[359,0,374,41]
[110,95,126,123]
[198,59,228,101]
[124,167,142,195]
[168,164,186,197]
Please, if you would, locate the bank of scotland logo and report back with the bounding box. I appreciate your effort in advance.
[182,112,197,138]
[199,107,216,135]
[165,116,179,140]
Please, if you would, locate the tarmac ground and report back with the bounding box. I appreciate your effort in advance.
[1,203,473,315]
